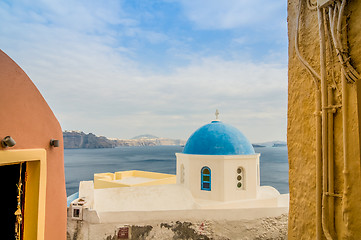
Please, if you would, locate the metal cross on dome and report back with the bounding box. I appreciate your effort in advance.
[215,109,219,120]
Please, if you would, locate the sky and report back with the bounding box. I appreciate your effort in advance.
[0,0,288,142]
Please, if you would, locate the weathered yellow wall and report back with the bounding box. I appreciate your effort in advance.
[288,1,361,239]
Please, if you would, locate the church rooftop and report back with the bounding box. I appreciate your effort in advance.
[183,119,255,155]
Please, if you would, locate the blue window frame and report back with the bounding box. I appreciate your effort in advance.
[201,166,211,191]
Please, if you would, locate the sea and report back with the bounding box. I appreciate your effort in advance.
[64,145,289,196]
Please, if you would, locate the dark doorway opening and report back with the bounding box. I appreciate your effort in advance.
[0,163,26,240]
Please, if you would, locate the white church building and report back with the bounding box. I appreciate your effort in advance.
[176,118,261,203]
[68,116,289,225]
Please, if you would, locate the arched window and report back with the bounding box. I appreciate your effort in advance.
[201,166,211,191]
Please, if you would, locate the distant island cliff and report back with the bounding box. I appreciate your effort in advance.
[272,143,287,147]
[63,131,117,149]
[63,131,186,149]
[253,141,287,148]
[63,131,286,149]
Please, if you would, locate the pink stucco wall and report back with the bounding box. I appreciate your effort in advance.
[0,50,66,240]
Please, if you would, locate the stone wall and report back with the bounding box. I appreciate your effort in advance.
[67,214,288,240]
[287,0,361,238]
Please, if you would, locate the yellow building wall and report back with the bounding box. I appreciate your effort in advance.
[287,1,361,239]
[94,170,176,189]
[0,149,47,240]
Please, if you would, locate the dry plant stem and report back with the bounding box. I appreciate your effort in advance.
[316,88,323,240]
[327,86,336,237]
[318,7,334,240]
[328,1,359,83]
[341,61,350,238]
[324,9,339,94]
[337,0,359,82]
[325,8,337,238]
[325,8,336,238]
[295,0,321,86]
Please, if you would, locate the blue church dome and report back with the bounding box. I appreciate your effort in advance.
[183,120,255,155]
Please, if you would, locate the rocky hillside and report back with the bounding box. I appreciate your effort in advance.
[63,131,186,149]
[115,138,185,147]
[63,131,117,149]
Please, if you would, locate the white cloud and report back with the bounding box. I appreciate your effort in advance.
[0,0,287,142]
[31,52,287,142]
[177,0,285,30]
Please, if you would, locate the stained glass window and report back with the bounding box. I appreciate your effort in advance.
[201,166,211,191]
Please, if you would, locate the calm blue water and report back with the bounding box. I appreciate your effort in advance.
[64,146,289,196]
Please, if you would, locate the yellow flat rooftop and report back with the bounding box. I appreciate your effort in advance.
[94,170,176,189]
[113,177,155,185]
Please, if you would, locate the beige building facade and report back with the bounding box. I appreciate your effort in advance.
[176,153,260,202]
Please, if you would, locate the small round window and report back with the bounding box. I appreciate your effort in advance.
[237,167,244,190]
